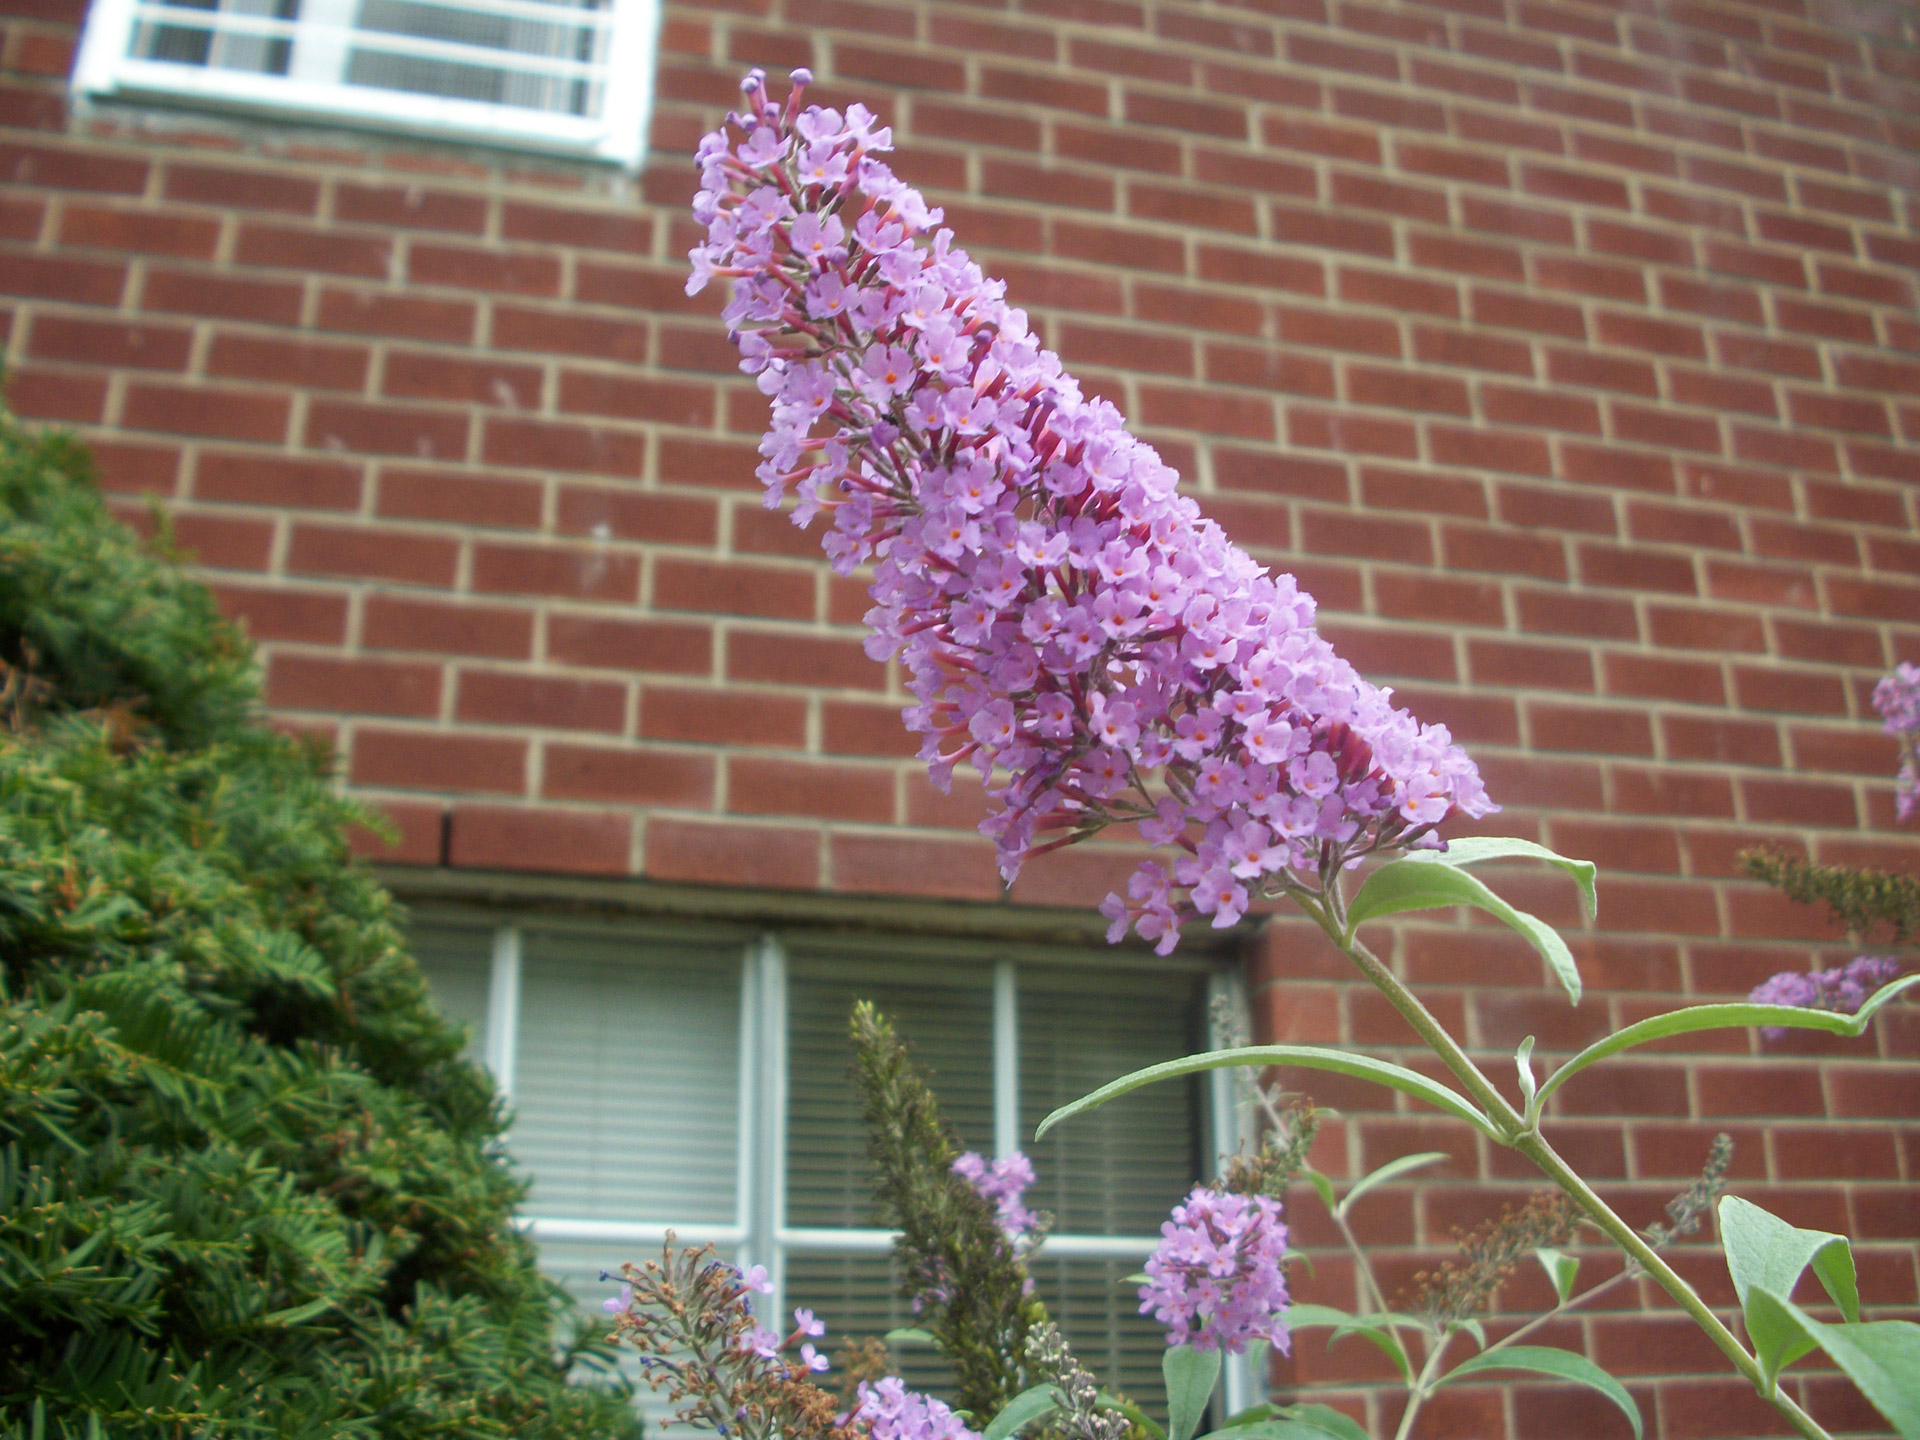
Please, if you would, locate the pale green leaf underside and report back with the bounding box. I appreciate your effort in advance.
[1345,858,1583,1005]
[1534,974,1920,1111]
[1720,1195,1860,1324]
[1438,1346,1643,1440]
[1035,1046,1499,1142]
[1165,1345,1223,1440]
[1768,1297,1920,1440]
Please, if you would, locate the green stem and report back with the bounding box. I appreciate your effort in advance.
[1297,909,1834,1440]
[1391,1329,1452,1440]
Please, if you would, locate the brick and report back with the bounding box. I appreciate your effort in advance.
[306,399,467,460]
[558,370,715,426]
[163,161,318,215]
[209,584,348,645]
[456,669,627,733]
[6,367,105,423]
[376,469,543,530]
[123,382,290,445]
[409,241,561,296]
[27,314,191,371]
[207,332,369,391]
[543,743,715,807]
[334,181,488,233]
[730,756,894,823]
[236,221,390,277]
[194,452,361,511]
[448,803,631,875]
[317,285,476,343]
[268,653,442,718]
[364,595,533,659]
[0,141,146,194]
[346,799,443,865]
[726,630,880,691]
[351,727,526,794]
[287,523,458,587]
[645,817,818,889]
[383,349,542,407]
[482,416,644,477]
[58,203,219,259]
[470,540,639,602]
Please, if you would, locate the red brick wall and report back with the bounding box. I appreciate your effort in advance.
[3,0,1918,1434]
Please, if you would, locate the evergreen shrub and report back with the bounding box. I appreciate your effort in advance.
[0,398,641,1440]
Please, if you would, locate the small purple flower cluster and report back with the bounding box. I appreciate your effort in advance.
[952,1151,1039,1244]
[855,1377,981,1440]
[741,1308,832,1373]
[1748,955,1905,1042]
[1873,662,1920,822]
[1138,1187,1290,1354]
[691,69,1494,952]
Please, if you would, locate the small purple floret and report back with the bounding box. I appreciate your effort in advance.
[856,1377,981,1440]
[952,1151,1039,1243]
[1872,662,1920,822]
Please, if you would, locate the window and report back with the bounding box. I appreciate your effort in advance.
[72,0,658,165]
[410,911,1262,1415]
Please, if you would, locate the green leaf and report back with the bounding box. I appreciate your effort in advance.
[1534,975,1920,1111]
[259,1297,335,1326]
[1330,1318,1412,1383]
[1220,1404,1276,1428]
[1284,1304,1355,1330]
[1437,1346,1642,1440]
[1035,1046,1499,1143]
[1742,1285,1821,1386]
[1452,1318,1487,1350]
[1193,1423,1352,1440]
[1242,1337,1269,1386]
[1719,1196,1860,1324]
[1165,1345,1223,1440]
[1402,836,1597,921]
[982,1385,1062,1440]
[1345,858,1583,1005]
[1766,1296,1920,1439]
[1301,1167,1338,1216]
[1337,1150,1450,1218]
[1534,1248,1578,1306]
[1278,1405,1370,1440]
[1119,1273,1151,1286]
[1097,1391,1164,1440]
[885,1327,938,1345]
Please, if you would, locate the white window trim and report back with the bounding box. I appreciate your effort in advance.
[72,0,660,167]
[448,918,1263,1410]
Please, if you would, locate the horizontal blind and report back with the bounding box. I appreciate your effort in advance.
[410,918,492,1063]
[781,1253,956,1400]
[512,926,741,1225]
[1031,1255,1174,1416]
[1019,967,1204,1236]
[785,954,995,1230]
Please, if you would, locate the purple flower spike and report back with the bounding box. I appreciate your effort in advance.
[1748,955,1905,1042]
[1872,662,1920,822]
[953,1151,1040,1244]
[692,72,1496,951]
[856,1378,980,1440]
[1140,1187,1290,1355]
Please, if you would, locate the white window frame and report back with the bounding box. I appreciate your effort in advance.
[71,0,659,167]
[437,917,1266,1412]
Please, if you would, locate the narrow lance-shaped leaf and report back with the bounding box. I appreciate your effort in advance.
[1436,1346,1642,1440]
[1399,836,1597,920]
[1535,976,1920,1111]
[1345,859,1583,1006]
[1035,1046,1499,1143]
[1165,1345,1223,1440]
[982,1385,1062,1440]
[1534,1248,1578,1306]
[1336,1152,1450,1219]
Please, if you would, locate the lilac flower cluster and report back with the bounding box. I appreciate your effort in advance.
[742,1307,832,1373]
[1873,662,1920,822]
[1748,955,1905,1042]
[690,70,1495,952]
[952,1151,1040,1244]
[855,1377,981,1440]
[1138,1187,1290,1354]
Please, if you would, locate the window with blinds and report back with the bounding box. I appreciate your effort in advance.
[71,0,659,165]
[408,911,1251,1418]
